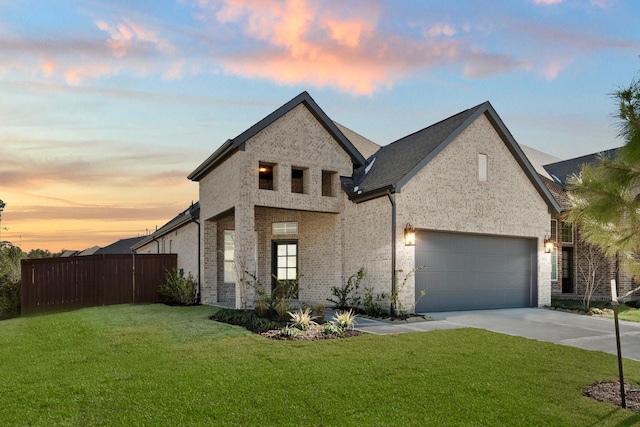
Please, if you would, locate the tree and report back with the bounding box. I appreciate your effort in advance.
[566,73,640,292]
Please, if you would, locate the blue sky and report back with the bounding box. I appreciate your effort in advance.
[1,0,639,251]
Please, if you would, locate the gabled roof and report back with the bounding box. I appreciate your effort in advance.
[95,236,146,255]
[188,92,367,181]
[132,202,200,250]
[543,148,619,187]
[520,145,562,180]
[343,101,561,213]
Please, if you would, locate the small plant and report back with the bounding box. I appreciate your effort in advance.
[362,286,387,317]
[332,309,357,330]
[159,268,197,306]
[313,302,326,323]
[390,266,425,317]
[320,322,343,336]
[275,298,290,321]
[254,299,268,317]
[288,308,317,331]
[279,326,301,338]
[327,267,364,309]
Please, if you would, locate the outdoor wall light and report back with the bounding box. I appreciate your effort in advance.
[544,235,554,253]
[404,223,416,246]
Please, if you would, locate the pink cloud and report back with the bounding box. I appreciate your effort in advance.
[428,23,457,37]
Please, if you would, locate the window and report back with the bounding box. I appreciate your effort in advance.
[322,170,336,197]
[291,167,307,194]
[272,241,298,298]
[259,162,275,190]
[550,219,557,242]
[223,230,235,283]
[551,247,558,281]
[272,222,298,235]
[561,222,573,244]
[478,153,488,182]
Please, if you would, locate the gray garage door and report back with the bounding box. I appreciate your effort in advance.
[415,231,537,312]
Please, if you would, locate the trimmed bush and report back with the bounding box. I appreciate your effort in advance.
[0,274,20,320]
[159,268,197,306]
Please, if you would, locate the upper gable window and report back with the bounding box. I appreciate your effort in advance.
[259,162,276,190]
[291,167,307,194]
[322,170,336,197]
[478,153,488,182]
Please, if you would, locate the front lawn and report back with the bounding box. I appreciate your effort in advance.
[1,304,640,426]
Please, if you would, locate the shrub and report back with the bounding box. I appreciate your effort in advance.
[0,275,20,320]
[275,298,290,321]
[159,268,197,306]
[320,322,343,336]
[288,308,317,331]
[327,267,364,309]
[210,308,281,334]
[279,326,301,338]
[332,309,356,330]
[362,286,387,317]
[313,302,326,323]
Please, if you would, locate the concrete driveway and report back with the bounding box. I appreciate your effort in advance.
[354,307,640,361]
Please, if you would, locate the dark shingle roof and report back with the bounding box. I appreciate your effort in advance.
[543,148,619,187]
[131,202,200,250]
[95,237,146,255]
[346,103,483,197]
[343,101,561,213]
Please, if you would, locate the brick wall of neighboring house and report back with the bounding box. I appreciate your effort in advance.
[396,113,552,309]
[551,214,639,302]
[201,219,217,305]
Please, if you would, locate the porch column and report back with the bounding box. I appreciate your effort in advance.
[234,204,257,309]
[202,219,218,305]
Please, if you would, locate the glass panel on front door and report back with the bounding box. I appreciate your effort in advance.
[273,241,298,298]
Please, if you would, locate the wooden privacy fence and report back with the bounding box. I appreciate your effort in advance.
[21,254,177,315]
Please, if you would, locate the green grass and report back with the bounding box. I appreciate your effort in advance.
[2,304,640,426]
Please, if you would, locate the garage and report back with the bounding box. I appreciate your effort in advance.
[414,231,537,312]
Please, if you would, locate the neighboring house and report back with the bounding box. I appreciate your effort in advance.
[95,236,145,255]
[132,202,200,283]
[539,149,637,300]
[77,246,101,256]
[59,250,79,257]
[188,91,560,312]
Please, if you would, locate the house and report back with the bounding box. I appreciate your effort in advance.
[132,202,200,283]
[95,236,145,255]
[539,149,637,301]
[188,92,560,312]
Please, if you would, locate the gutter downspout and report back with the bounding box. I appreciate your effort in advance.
[387,189,396,316]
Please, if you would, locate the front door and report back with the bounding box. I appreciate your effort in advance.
[562,248,573,293]
[271,240,298,298]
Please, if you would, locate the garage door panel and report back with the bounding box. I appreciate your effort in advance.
[415,231,536,312]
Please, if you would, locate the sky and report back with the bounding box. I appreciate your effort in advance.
[1,0,639,252]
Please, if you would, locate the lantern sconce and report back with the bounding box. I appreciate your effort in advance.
[404,223,416,246]
[544,235,554,254]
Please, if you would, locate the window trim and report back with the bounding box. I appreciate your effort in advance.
[550,219,558,242]
[478,153,488,182]
[223,230,235,283]
[561,222,573,244]
[272,240,299,298]
[272,222,298,235]
[551,247,558,281]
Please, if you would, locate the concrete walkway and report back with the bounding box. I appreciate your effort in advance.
[351,307,640,361]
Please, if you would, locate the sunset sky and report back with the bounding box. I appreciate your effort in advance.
[1,0,639,252]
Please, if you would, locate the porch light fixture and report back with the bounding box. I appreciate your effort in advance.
[404,223,416,246]
[544,235,554,254]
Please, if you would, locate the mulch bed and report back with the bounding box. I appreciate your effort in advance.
[261,328,360,341]
[585,381,640,411]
